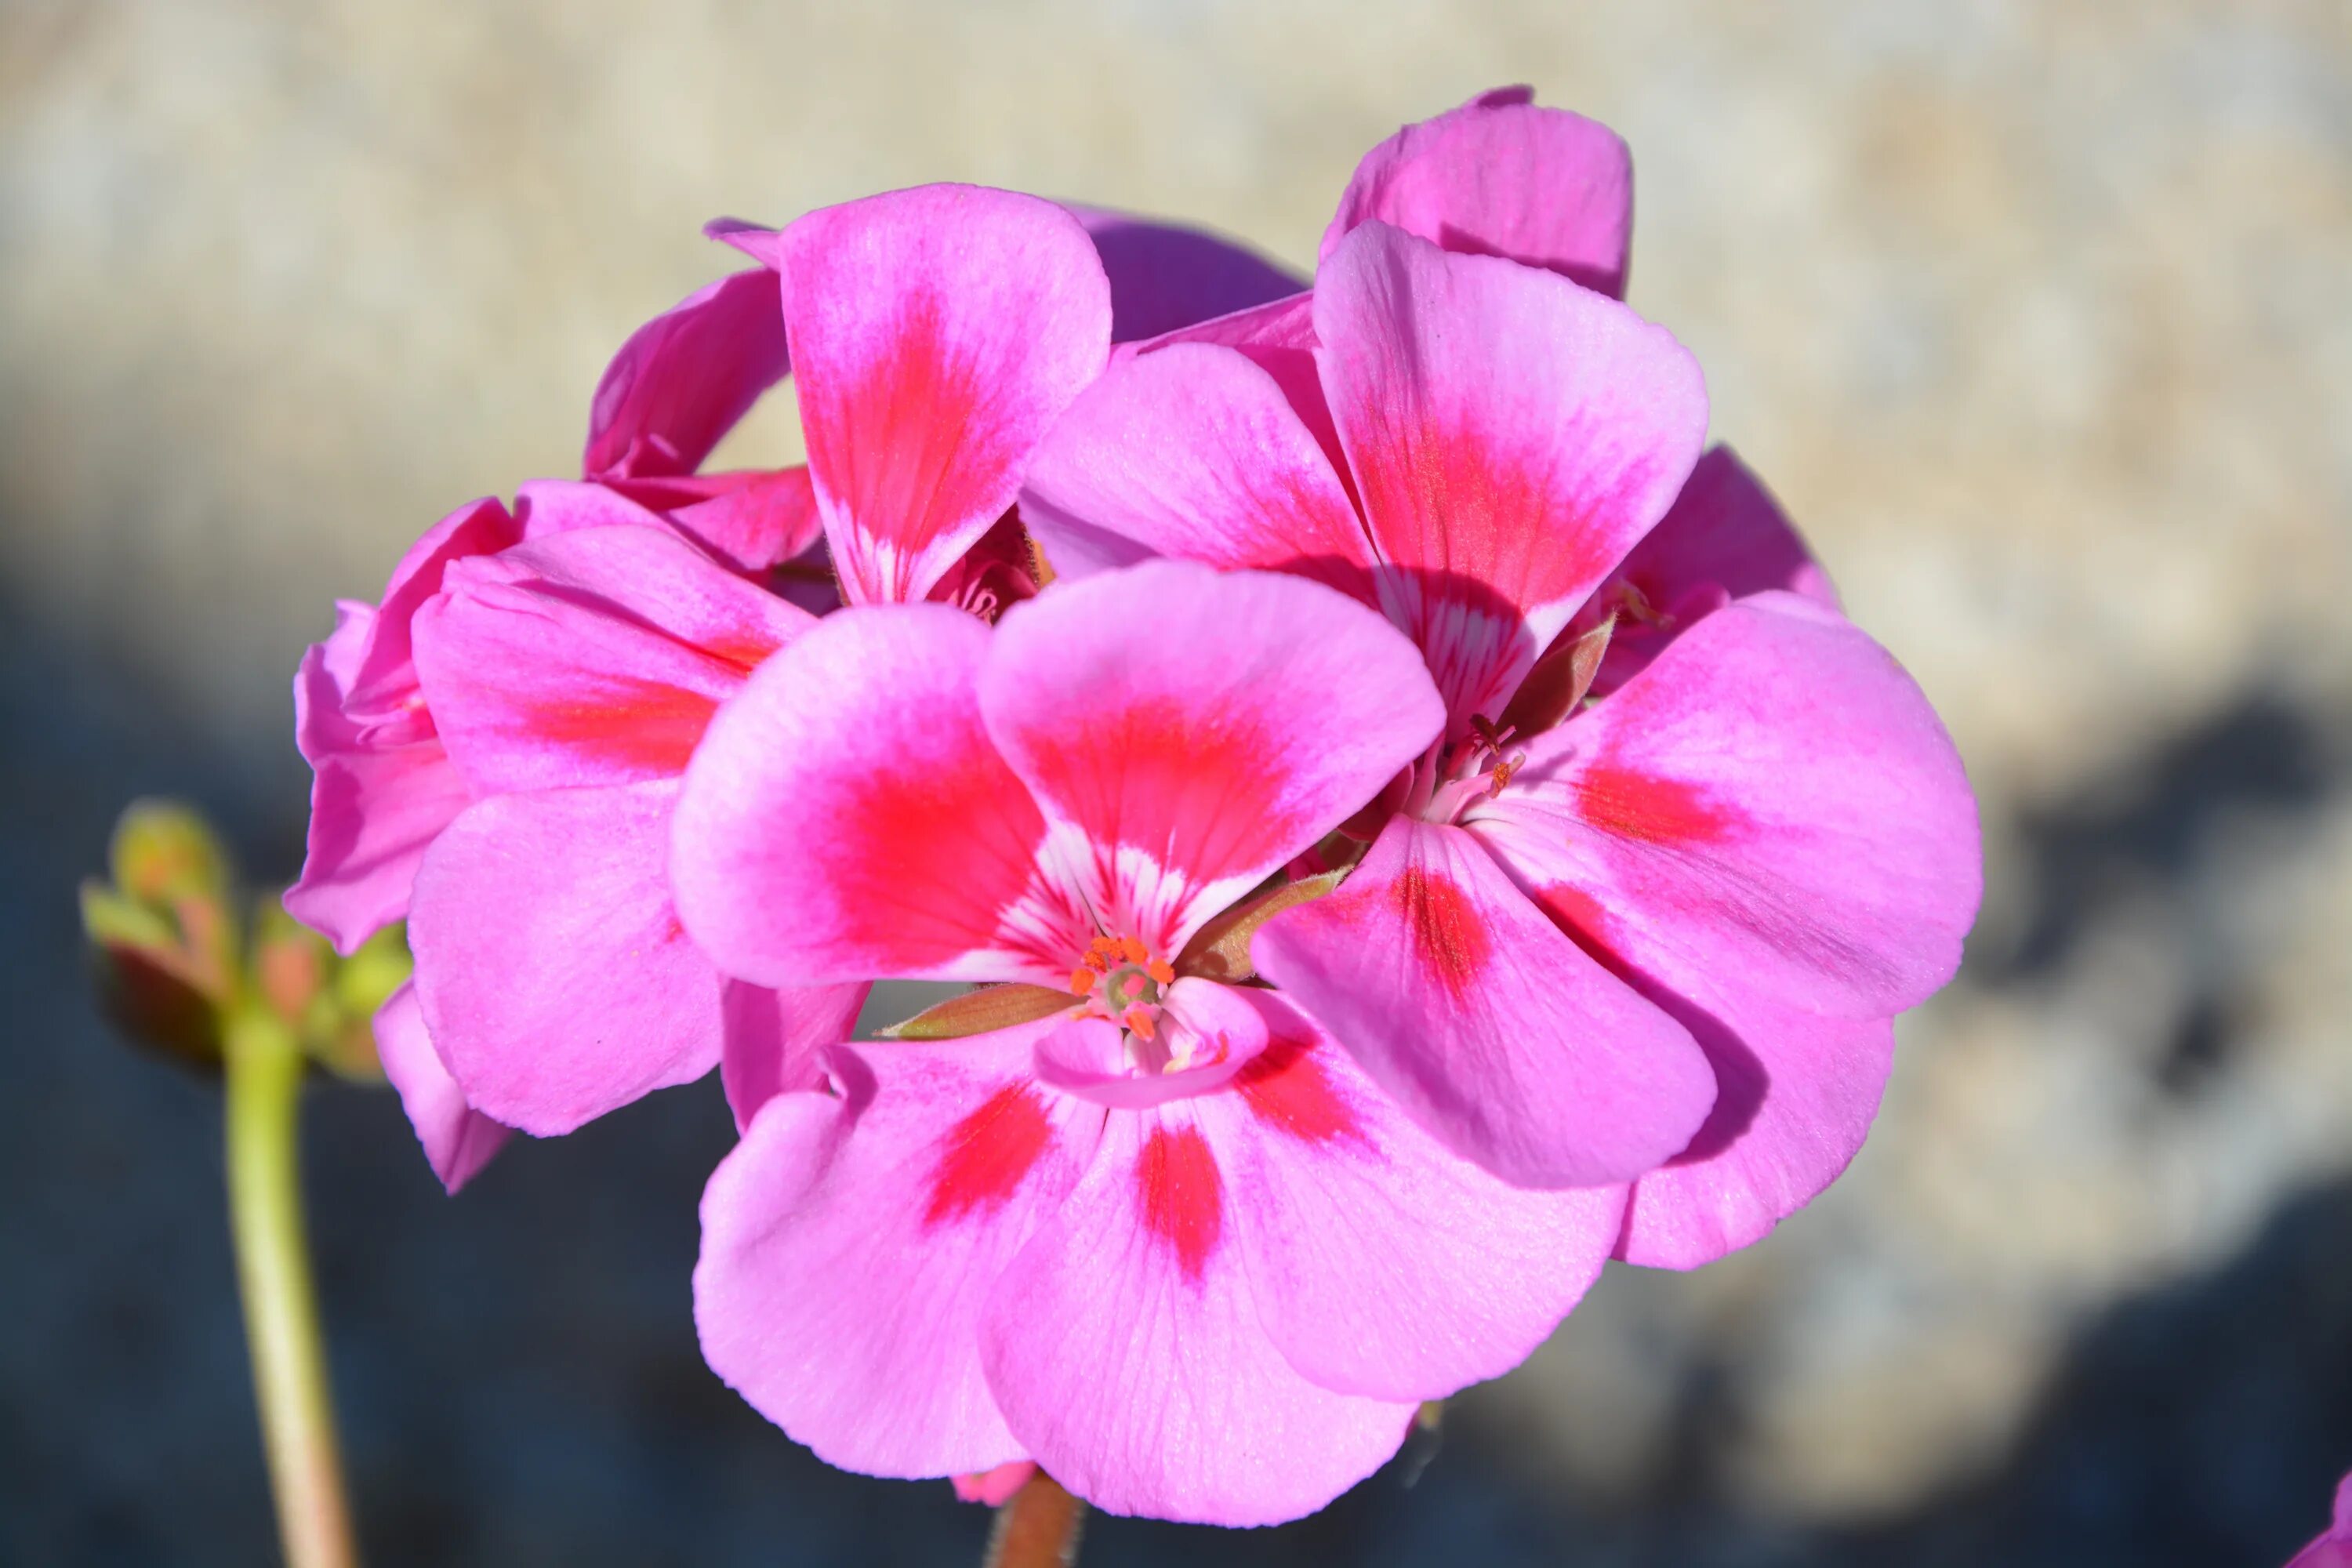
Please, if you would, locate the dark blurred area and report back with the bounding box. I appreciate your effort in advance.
[4,2,2349,1563]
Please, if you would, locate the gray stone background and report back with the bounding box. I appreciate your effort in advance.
[5,1,2350,1563]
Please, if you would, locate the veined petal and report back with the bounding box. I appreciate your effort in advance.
[583,266,789,481]
[980,562,1443,953]
[696,1030,1096,1479]
[981,1099,1416,1525]
[372,979,510,1195]
[1069,205,1305,344]
[1468,592,1981,1019]
[1019,343,1374,600]
[1203,991,1624,1398]
[1315,222,1707,730]
[412,524,811,795]
[408,779,724,1136]
[1252,815,1713,1189]
[780,184,1111,604]
[1323,86,1635,298]
[672,604,1069,989]
[718,979,871,1133]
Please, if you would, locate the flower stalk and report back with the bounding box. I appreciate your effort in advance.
[223,1001,360,1568]
[985,1470,1086,1568]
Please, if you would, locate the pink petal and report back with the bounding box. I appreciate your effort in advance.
[664,464,826,574]
[412,524,811,796]
[338,496,522,712]
[1322,86,1634,299]
[285,618,474,954]
[779,184,1111,604]
[1580,445,1839,697]
[1069,205,1305,343]
[510,478,670,537]
[1314,222,1707,728]
[672,604,1062,988]
[953,1461,1037,1507]
[1200,989,1624,1396]
[1019,342,1374,600]
[408,780,724,1136]
[372,979,511,1195]
[980,1100,1417,1524]
[583,266,789,481]
[1123,293,1345,486]
[1031,980,1267,1109]
[1468,591,1982,1020]
[718,979,871,1133]
[696,1030,1094,1479]
[1252,815,1714,1189]
[980,561,1444,951]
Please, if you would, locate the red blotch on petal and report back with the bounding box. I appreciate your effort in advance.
[1569,764,1743,846]
[1388,866,1490,996]
[1136,1123,1223,1283]
[521,680,720,775]
[924,1083,1054,1229]
[1235,1038,1366,1148]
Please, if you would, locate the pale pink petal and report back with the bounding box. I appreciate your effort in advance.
[1020,343,1374,599]
[1314,222,1708,728]
[696,1029,1095,1479]
[1252,815,1714,1189]
[1467,592,1982,1019]
[1323,86,1634,299]
[408,780,724,1135]
[1069,205,1305,343]
[980,1101,1417,1525]
[372,979,510,1195]
[780,185,1111,604]
[1200,990,1624,1397]
[412,524,810,795]
[583,267,789,480]
[1580,445,1838,697]
[980,561,1444,952]
[1123,293,1345,485]
[672,604,1065,988]
[719,979,871,1133]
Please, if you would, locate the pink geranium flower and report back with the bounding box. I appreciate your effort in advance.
[1022,199,1980,1254]
[670,562,1634,1524]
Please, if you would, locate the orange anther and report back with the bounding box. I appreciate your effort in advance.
[1124,1007,1158,1042]
[1069,968,1094,996]
[1120,936,1149,964]
[1146,959,1175,985]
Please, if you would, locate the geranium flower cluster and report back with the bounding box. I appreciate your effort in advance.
[289,88,1981,1526]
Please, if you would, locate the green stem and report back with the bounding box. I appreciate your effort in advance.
[223,1004,360,1568]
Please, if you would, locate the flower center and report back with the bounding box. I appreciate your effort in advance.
[1068,933,1181,1065]
[1418,715,1526,824]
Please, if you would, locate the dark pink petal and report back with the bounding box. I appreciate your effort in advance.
[1069,205,1305,343]
[696,1031,1092,1479]
[1202,991,1624,1397]
[980,1101,1417,1525]
[1468,592,1982,1019]
[372,980,510,1195]
[980,561,1444,952]
[664,464,826,574]
[412,524,811,795]
[408,780,724,1136]
[1314,222,1707,729]
[672,604,1063,988]
[1578,445,1838,698]
[1323,86,1634,298]
[583,267,789,481]
[718,979,871,1133]
[952,1461,1036,1506]
[1020,343,1374,598]
[779,184,1111,604]
[1252,815,1713,1189]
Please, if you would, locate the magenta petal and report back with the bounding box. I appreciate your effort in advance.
[584,267,789,481]
[673,604,1057,987]
[1313,223,1707,728]
[412,524,810,795]
[1470,592,1982,1019]
[662,464,826,574]
[1069,205,1305,344]
[340,496,521,711]
[509,478,670,538]
[1206,991,1623,1398]
[718,979,870,1133]
[408,780,724,1136]
[779,184,1112,604]
[695,1029,1093,1479]
[1253,815,1714,1189]
[1020,343,1374,597]
[953,1461,1037,1506]
[980,1101,1417,1525]
[372,980,510,1195]
[1323,86,1634,298]
[981,561,1444,950]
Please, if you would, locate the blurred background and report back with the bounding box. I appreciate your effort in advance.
[5,0,2350,1563]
